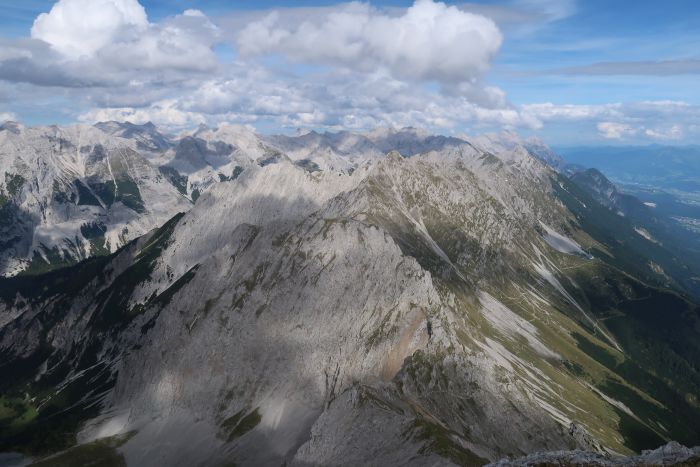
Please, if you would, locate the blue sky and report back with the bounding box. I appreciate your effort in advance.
[489,0,700,103]
[1,0,699,145]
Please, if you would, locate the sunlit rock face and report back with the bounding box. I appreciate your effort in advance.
[1,126,699,466]
[0,122,191,275]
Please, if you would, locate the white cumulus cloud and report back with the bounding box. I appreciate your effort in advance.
[0,111,17,122]
[25,0,219,78]
[236,0,502,84]
[98,11,220,72]
[79,99,206,128]
[597,121,638,139]
[31,0,148,59]
[644,124,683,140]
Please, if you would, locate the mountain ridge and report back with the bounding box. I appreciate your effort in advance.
[1,123,699,466]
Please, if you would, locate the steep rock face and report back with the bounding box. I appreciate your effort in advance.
[158,124,284,201]
[523,136,566,172]
[570,168,634,211]
[470,131,567,173]
[0,123,191,276]
[1,135,700,466]
[95,121,172,153]
[365,127,467,156]
[264,130,384,173]
[156,125,384,203]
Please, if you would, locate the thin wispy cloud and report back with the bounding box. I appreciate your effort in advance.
[550,59,700,76]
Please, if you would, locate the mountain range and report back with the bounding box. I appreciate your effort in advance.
[0,122,699,466]
[0,122,472,277]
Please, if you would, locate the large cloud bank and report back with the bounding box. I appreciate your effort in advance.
[237,0,502,84]
[0,0,697,143]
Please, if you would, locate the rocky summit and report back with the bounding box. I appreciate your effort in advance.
[1,123,699,466]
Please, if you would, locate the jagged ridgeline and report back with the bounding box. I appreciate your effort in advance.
[0,123,699,466]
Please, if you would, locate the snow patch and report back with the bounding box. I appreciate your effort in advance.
[634,227,658,244]
[539,222,588,257]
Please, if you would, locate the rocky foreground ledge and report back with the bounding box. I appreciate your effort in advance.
[488,442,700,466]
